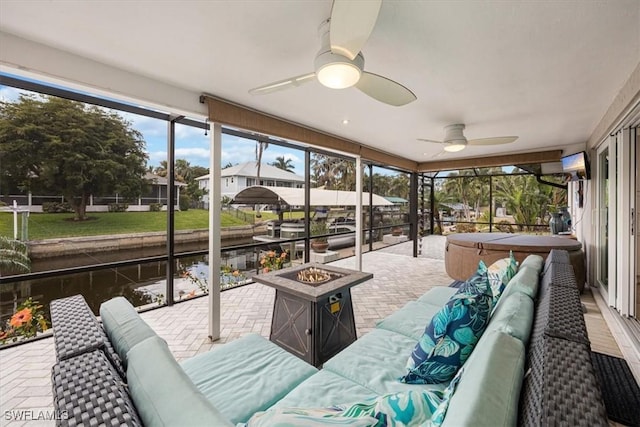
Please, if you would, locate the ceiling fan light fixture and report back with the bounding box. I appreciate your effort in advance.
[317,62,361,89]
[314,50,364,89]
[444,141,466,152]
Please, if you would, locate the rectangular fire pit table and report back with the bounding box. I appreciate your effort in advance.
[252,263,373,367]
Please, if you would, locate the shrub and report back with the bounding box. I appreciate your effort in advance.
[456,223,477,233]
[179,194,191,211]
[495,220,514,233]
[149,203,162,212]
[42,201,73,213]
[108,203,128,212]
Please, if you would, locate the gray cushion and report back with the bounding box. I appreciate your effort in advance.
[127,335,232,427]
[99,297,157,368]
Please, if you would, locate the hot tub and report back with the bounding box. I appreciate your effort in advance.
[445,232,585,292]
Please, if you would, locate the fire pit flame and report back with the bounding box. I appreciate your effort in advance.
[297,267,332,284]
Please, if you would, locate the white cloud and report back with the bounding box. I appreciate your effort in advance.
[123,113,166,137]
[176,123,208,141]
[176,147,210,158]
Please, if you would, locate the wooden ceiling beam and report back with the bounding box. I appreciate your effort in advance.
[417,149,563,172]
[202,95,563,174]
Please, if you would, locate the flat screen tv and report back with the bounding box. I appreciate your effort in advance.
[561,151,590,181]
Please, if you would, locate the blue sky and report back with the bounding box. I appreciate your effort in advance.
[0,79,306,173]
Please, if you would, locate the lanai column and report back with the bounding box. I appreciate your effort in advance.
[355,156,363,271]
[208,122,222,341]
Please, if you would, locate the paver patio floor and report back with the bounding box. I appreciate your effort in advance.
[0,235,629,426]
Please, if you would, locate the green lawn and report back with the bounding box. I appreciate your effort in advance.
[257,210,305,221]
[0,210,249,240]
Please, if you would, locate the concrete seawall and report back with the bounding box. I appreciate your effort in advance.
[27,224,267,259]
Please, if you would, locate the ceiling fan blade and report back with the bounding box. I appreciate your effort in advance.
[330,0,382,60]
[355,72,417,106]
[468,136,518,146]
[417,138,445,144]
[249,73,316,95]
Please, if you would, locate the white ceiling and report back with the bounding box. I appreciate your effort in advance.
[1,0,639,164]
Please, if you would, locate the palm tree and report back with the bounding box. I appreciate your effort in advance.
[255,141,269,217]
[174,159,192,183]
[0,236,30,276]
[310,154,355,190]
[270,156,295,172]
[493,174,566,231]
[154,160,168,177]
[255,141,269,183]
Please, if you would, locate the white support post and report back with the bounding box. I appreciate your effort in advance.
[355,156,363,271]
[12,200,18,240]
[208,122,222,341]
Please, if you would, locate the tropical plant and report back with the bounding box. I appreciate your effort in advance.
[310,220,329,243]
[178,264,247,296]
[493,174,566,231]
[0,236,30,276]
[259,250,288,273]
[0,298,49,344]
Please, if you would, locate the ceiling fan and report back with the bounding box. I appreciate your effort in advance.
[418,124,518,153]
[248,0,416,107]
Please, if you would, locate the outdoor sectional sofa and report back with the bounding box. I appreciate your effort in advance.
[50,249,608,426]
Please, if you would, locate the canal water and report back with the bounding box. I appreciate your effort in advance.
[0,238,258,326]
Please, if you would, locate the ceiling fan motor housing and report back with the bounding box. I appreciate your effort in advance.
[442,124,467,151]
[443,124,467,143]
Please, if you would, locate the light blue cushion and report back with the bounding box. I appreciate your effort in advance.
[500,264,540,300]
[275,370,378,408]
[520,254,544,272]
[430,366,465,426]
[323,328,446,395]
[180,333,317,424]
[416,287,458,307]
[441,331,526,427]
[126,335,232,427]
[99,297,156,368]
[376,301,442,340]
[486,292,534,344]
[401,273,493,384]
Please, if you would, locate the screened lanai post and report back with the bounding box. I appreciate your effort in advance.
[355,156,363,271]
[166,115,183,306]
[410,172,418,257]
[208,122,222,341]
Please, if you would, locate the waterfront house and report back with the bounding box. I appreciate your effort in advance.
[196,161,305,203]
